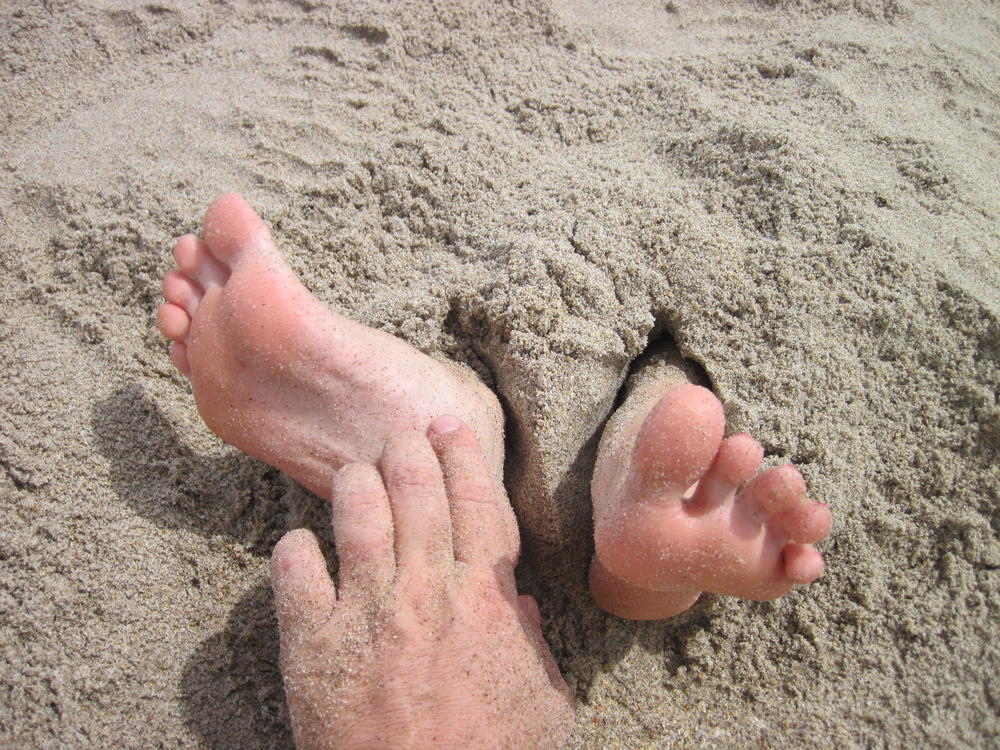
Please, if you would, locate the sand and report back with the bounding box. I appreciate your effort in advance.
[1,0,997,747]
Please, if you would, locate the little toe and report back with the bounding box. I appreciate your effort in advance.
[173,233,229,289]
[632,384,725,496]
[201,193,278,265]
[687,433,764,513]
[782,543,825,584]
[329,462,395,599]
[162,269,204,316]
[157,303,190,341]
[738,463,807,517]
[771,502,832,544]
[170,341,191,377]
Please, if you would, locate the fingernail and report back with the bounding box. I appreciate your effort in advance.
[429,415,462,435]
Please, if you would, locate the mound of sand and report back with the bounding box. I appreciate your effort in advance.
[1,0,997,746]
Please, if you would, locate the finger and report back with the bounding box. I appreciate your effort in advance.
[329,462,395,600]
[428,415,519,565]
[519,594,542,629]
[271,529,337,638]
[515,594,569,694]
[379,431,453,571]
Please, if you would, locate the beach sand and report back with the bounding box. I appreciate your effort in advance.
[1,0,998,747]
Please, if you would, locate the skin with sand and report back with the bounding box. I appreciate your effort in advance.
[588,353,832,620]
[271,415,573,749]
[158,194,832,741]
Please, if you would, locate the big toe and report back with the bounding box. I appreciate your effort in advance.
[632,384,726,494]
[201,193,278,264]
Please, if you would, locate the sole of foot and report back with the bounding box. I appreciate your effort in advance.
[589,354,832,620]
[156,193,507,507]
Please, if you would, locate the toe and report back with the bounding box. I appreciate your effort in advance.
[771,502,832,544]
[173,233,229,289]
[162,269,204,316]
[782,543,825,584]
[157,303,190,341]
[201,193,278,265]
[687,433,764,513]
[329,463,395,599]
[271,528,338,637]
[631,384,725,496]
[170,341,191,377]
[379,431,454,572]
[715,434,764,485]
[738,463,807,517]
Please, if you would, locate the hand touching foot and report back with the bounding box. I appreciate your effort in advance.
[590,355,832,620]
[157,194,504,498]
[271,416,574,750]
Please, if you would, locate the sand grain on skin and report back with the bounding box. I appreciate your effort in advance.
[1,0,998,748]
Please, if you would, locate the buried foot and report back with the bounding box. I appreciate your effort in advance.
[157,194,505,499]
[271,416,574,750]
[590,351,832,620]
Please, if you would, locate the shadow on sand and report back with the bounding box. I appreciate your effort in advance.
[91,384,320,748]
[179,579,293,750]
[91,381,716,744]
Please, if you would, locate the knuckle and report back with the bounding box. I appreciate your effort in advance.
[382,431,425,457]
[342,488,388,513]
[386,457,440,489]
[332,461,377,493]
[443,426,479,452]
[338,526,391,559]
[461,579,513,622]
[450,476,495,504]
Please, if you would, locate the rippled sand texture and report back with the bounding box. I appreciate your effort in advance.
[1,1,997,747]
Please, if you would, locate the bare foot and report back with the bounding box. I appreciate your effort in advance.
[589,348,832,620]
[156,193,505,500]
[271,416,574,750]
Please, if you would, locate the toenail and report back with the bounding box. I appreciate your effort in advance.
[429,415,462,435]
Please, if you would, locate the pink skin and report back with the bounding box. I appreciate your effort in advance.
[590,383,833,620]
[270,416,574,750]
[158,193,829,634]
[158,196,569,744]
[156,194,511,539]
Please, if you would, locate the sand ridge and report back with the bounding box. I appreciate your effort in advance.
[1,0,998,747]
